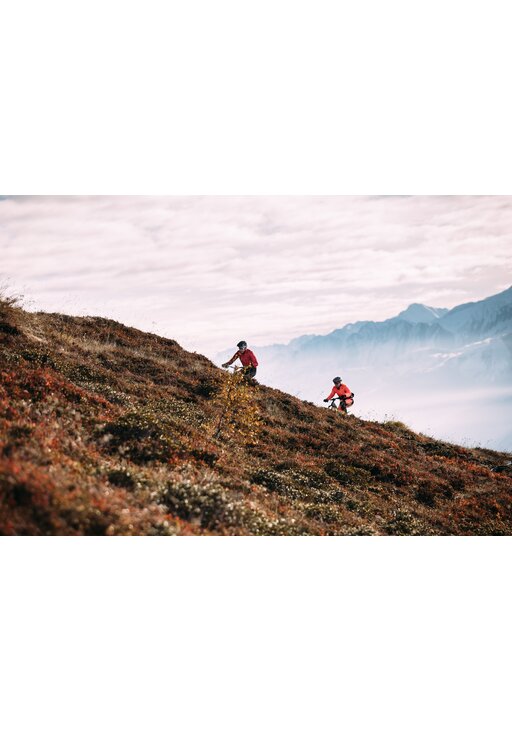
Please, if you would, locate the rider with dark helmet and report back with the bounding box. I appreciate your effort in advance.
[222,340,259,380]
[323,376,354,412]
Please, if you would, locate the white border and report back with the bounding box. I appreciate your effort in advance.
[2,1,512,194]
[1,538,511,731]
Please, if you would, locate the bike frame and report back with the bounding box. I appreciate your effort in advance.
[327,396,348,412]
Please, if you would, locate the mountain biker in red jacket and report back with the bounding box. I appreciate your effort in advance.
[323,376,354,412]
[222,341,259,380]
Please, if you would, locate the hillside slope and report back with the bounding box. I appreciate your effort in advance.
[1,298,511,536]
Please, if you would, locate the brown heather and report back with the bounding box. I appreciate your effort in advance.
[0,295,511,535]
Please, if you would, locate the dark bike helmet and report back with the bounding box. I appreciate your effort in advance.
[333,376,342,384]
[237,340,247,349]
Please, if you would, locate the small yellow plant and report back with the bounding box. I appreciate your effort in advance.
[209,368,261,444]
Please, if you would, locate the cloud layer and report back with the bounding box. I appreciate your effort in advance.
[1,196,511,354]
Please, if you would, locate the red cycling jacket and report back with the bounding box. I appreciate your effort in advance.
[326,383,352,400]
[226,349,258,368]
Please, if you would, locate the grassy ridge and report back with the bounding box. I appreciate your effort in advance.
[1,297,511,535]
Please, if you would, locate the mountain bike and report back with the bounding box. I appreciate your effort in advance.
[326,396,350,414]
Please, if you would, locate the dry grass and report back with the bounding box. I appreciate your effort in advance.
[0,289,24,336]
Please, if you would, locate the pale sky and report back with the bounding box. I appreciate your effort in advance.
[1,196,511,355]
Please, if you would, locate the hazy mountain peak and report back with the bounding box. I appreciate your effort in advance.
[397,303,449,324]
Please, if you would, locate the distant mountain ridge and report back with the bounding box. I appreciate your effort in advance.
[245,286,512,363]
[275,285,512,354]
[439,286,512,338]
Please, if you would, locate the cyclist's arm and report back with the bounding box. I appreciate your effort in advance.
[222,351,240,367]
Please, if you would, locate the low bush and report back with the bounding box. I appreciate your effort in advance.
[101,410,180,463]
[107,468,137,489]
[160,474,244,531]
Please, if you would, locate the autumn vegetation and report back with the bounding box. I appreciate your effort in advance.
[1,294,511,535]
